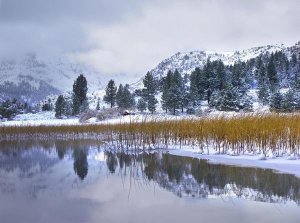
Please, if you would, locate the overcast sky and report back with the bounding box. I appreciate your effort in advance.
[0,0,300,82]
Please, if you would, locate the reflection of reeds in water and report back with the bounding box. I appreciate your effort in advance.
[2,114,300,155]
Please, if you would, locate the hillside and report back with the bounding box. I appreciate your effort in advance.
[0,54,103,103]
[149,44,290,79]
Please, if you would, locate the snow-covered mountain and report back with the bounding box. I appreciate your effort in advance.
[0,54,103,103]
[149,44,290,79]
[1,42,299,104]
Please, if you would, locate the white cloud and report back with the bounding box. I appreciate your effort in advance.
[71,0,300,82]
[1,0,300,83]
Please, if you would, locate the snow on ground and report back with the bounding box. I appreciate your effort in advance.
[169,147,300,178]
[0,111,200,126]
[0,112,80,126]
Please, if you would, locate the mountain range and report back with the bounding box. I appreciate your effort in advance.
[0,41,299,104]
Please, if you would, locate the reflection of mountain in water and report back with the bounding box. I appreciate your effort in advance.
[0,140,300,205]
[107,152,300,205]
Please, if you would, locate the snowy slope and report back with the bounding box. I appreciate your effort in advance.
[0,53,103,103]
[150,44,286,79]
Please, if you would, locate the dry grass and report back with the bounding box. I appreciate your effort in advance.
[2,114,300,155]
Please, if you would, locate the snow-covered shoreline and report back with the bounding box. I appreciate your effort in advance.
[169,148,300,178]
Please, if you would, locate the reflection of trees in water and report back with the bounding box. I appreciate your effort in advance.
[72,146,88,181]
[55,141,68,160]
[106,152,300,205]
[0,140,104,181]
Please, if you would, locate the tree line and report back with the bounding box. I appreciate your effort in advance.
[55,49,300,118]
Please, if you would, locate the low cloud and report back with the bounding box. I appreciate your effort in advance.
[1,0,300,83]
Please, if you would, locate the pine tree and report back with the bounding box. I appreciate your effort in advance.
[122,84,135,109]
[72,74,88,115]
[137,98,147,112]
[103,79,117,108]
[267,54,279,93]
[142,72,158,113]
[282,90,296,112]
[143,72,157,96]
[270,92,283,111]
[216,61,227,91]
[116,84,124,108]
[147,95,158,114]
[257,65,270,105]
[161,71,172,113]
[116,84,135,109]
[214,85,240,112]
[96,98,100,110]
[0,99,18,119]
[168,70,184,115]
[55,95,66,118]
[189,68,200,106]
[203,60,214,103]
[293,67,300,91]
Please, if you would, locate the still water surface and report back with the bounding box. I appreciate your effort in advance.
[0,140,300,223]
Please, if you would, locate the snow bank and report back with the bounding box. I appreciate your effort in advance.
[169,148,300,178]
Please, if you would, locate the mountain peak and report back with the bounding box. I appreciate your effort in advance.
[150,43,289,79]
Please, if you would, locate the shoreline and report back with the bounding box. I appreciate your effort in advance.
[169,148,300,178]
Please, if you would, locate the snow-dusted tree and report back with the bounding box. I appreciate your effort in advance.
[166,70,184,115]
[270,92,283,111]
[257,65,270,105]
[72,74,88,115]
[116,84,135,109]
[103,79,117,108]
[214,86,240,112]
[267,54,279,93]
[147,95,158,114]
[137,98,147,112]
[189,68,200,106]
[282,90,296,112]
[96,98,100,110]
[55,95,66,118]
[0,99,19,119]
[161,71,172,113]
[116,84,124,108]
[142,72,158,112]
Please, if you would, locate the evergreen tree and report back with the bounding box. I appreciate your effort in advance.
[267,54,279,93]
[189,68,200,106]
[204,60,214,103]
[270,92,283,111]
[103,79,117,108]
[116,84,124,108]
[72,74,88,115]
[282,90,296,112]
[123,84,135,109]
[137,98,147,112]
[142,72,157,96]
[214,86,240,112]
[55,95,66,118]
[116,84,135,109]
[257,65,270,105]
[96,98,100,110]
[216,61,227,90]
[142,72,158,112]
[161,71,172,113]
[292,67,300,91]
[167,70,184,115]
[42,103,51,111]
[181,74,190,112]
[0,99,18,119]
[147,95,158,114]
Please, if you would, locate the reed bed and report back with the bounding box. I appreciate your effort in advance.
[2,114,300,156]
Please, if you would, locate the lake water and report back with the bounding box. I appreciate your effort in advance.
[0,140,300,223]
